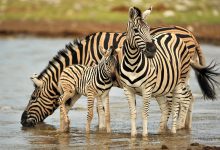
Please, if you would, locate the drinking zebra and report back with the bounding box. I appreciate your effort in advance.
[56,46,117,133]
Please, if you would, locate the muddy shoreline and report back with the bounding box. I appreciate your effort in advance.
[0,20,220,45]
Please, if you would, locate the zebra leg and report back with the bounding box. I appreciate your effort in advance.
[176,86,191,130]
[185,90,194,129]
[142,91,151,137]
[96,96,105,130]
[124,87,137,137]
[171,85,183,134]
[86,94,95,133]
[58,94,81,133]
[102,93,111,133]
[60,104,70,132]
[58,90,75,132]
[156,96,169,133]
[58,95,66,132]
[96,103,105,130]
[167,95,173,123]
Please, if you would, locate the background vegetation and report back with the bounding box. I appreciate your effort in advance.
[0,0,220,24]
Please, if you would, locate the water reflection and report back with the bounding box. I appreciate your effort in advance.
[20,121,194,149]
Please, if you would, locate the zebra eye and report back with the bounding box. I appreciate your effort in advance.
[31,95,37,100]
[133,28,139,33]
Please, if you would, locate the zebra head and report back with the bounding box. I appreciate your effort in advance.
[99,46,118,79]
[126,6,156,58]
[21,74,59,127]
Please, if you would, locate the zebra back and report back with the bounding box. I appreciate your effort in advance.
[150,26,205,66]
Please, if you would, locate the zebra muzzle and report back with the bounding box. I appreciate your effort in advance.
[145,42,157,58]
[21,111,35,127]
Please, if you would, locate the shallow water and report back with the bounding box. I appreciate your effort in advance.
[0,37,220,149]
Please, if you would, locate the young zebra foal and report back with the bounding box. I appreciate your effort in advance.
[58,46,117,133]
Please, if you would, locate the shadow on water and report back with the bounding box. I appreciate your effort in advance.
[21,122,73,148]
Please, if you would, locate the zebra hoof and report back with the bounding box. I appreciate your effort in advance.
[142,132,148,138]
[176,125,185,130]
[57,127,69,133]
[98,127,106,132]
[131,131,137,138]
[98,124,105,131]
[158,129,166,134]
[86,125,90,134]
[158,128,167,134]
[158,126,169,134]
[106,127,112,133]
[86,130,90,134]
[171,128,177,134]
[184,125,192,130]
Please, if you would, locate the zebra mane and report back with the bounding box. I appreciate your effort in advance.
[37,38,81,80]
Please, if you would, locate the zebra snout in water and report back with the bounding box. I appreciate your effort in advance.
[21,111,35,127]
[145,42,157,58]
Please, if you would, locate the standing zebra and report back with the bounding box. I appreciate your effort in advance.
[57,46,117,133]
[21,8,218,130]
[119,7,192,137]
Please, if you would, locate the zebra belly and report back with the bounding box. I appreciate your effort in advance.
[76,87,110,100]
[123,84,143,94]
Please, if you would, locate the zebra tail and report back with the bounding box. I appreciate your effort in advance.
[195,44,206,66]
[190,60,220,100]
[188,28,206,66]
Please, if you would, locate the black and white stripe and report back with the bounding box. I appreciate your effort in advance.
[119,7,191,137]
[57,46,117,132]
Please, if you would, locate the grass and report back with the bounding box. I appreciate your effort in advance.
[0,0,220,25]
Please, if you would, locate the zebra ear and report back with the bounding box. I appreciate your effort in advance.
[142,6,152,20]
[109,46,118,56]
[99,46,106,56]
[129,7,135,20]
[115,46,122,53]
[30,73,43,87]
[109,46,114,54]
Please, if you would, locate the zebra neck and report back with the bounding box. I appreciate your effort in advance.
[38,43,79,96]
[122,41,144,69]
[124,40,141,59]
[40,73,60,97]
[97,62,112,84]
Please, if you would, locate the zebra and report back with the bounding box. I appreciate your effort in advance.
[134,7,205,130]
[119,7,192,137]
[21,9,218,129]
[55,46,117,133]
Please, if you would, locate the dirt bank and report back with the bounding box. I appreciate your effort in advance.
[0,20,220,44]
